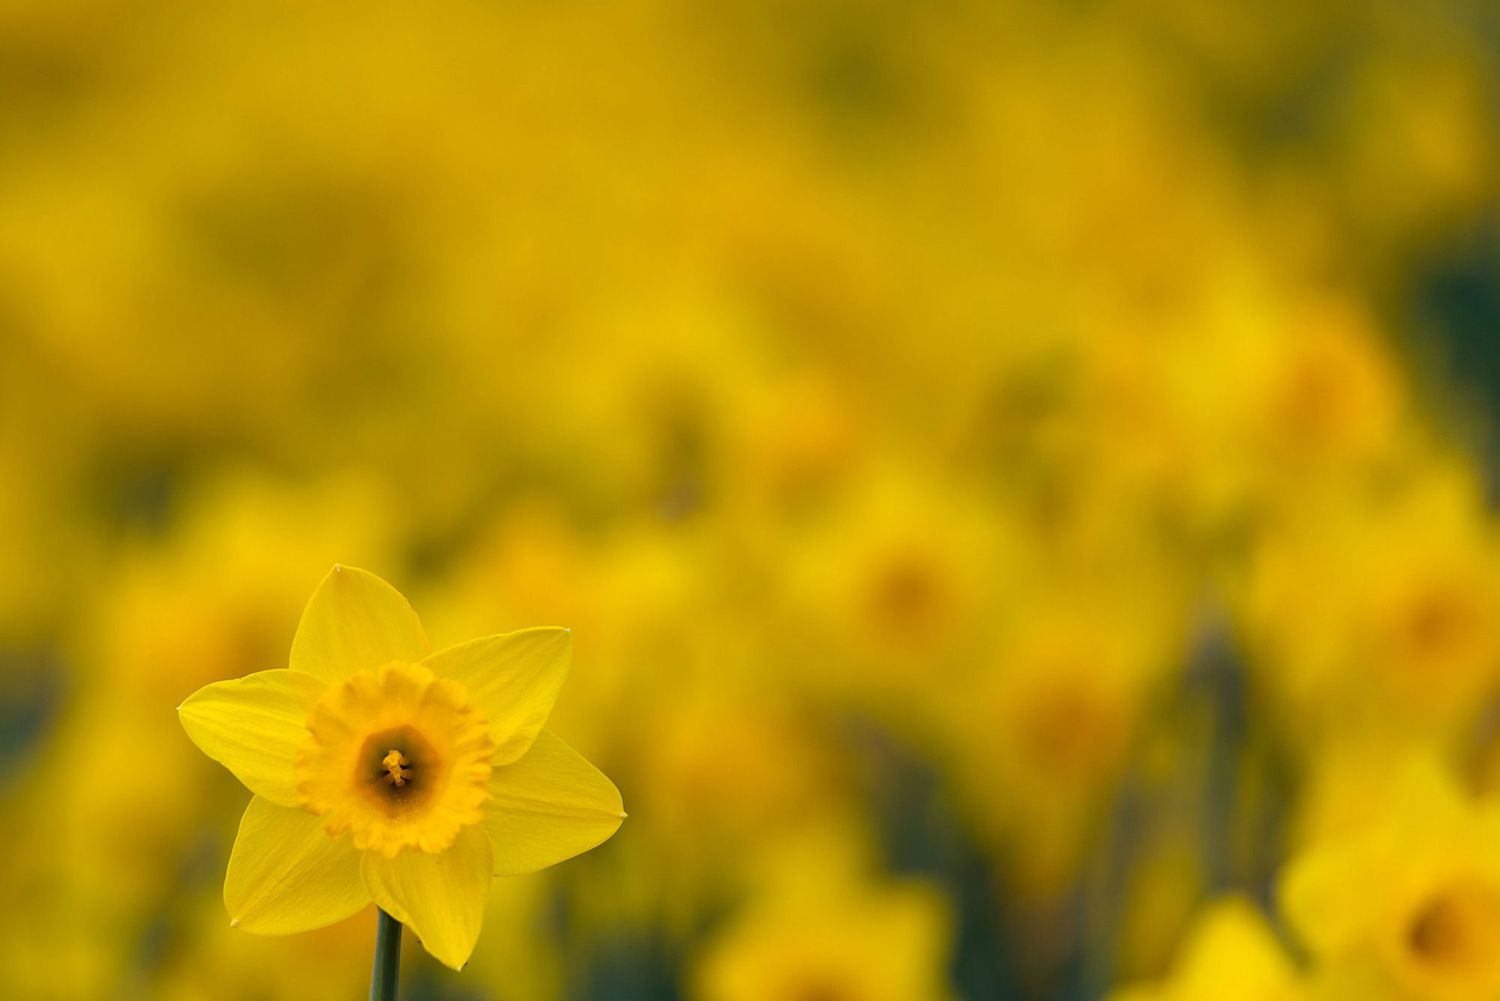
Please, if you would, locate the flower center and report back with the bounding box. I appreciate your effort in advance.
[295,661,495,857]
[1403,882,1500,984]
[351,725,439,814]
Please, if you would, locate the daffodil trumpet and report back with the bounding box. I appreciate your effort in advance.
[178,565,626,974]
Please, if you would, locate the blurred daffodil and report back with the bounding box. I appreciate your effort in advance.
[1280,758,1500,1001]
[693,867,955,1001]
[178,565,625,969]
[1110,897,1302,1001]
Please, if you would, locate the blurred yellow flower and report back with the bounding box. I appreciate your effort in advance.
[1280,759,1500,1001]
[692,867,955,1001]
[1110,897,1302,1001]
[178,565,624,969]
[1243,459,1500,738]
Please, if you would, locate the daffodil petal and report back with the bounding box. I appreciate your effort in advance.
[1278,841,1381,956]
[482,729,624,876]
[422,627,571,763]
[224,796,369,934]
[360,825,492,970]
[289,565,430,682]
[179,670,326,806]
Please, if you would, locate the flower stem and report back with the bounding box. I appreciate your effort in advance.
[369,908,402,1001]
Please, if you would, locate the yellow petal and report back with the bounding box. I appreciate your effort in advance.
[1172,898,1296,997]
[289,565,430,683]
[360,825,492,970]
[224,796,370,934]
[482,729,625,876]
[1278,839,1382,957]
[179,670,327,807]
[422,627,571,763]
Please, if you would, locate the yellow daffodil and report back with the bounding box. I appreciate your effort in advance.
[1242,461,1500,739]
[1280,758,1500,1001]
[693,871,955,1001]
[1110,897,1303,1001]
[178,565,625,970]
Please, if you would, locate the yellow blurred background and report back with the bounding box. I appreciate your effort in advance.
[3,1,1500,998]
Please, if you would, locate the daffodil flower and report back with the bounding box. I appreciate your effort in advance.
[178,565,625,970]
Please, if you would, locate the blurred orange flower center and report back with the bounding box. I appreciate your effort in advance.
[1404,883,1500,976]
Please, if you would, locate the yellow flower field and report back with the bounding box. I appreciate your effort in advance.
[2,0,1499,998]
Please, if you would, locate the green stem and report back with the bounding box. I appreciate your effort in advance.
[369,908,402,1001]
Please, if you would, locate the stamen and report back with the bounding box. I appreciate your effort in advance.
[381,749,412,787]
